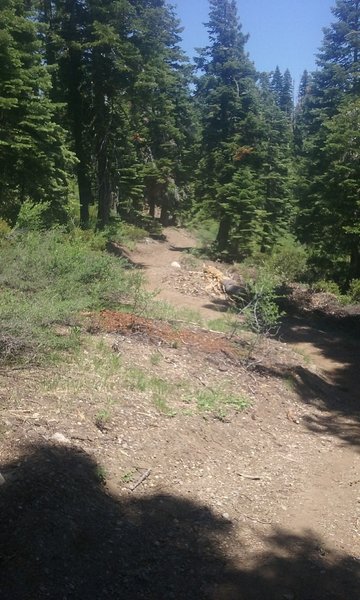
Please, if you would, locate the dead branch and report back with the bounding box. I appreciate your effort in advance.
[130,468,151,491]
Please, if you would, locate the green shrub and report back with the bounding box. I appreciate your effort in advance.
[241,270,282,335]
[312,279,341,296]
[15,200,51,231]
[0,219,11,237]
[0,229,143,363]
[103,220,148,251]
[267,236,308,283]
[348,279,360,303]
[185,212,218,248]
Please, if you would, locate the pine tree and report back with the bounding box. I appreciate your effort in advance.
[280,69,294,116]
[271,66,283,107]
[0,0,73,224]
[129,0,196,225]
[195,0,262,255]
[295,0,360,282]
[257,74,295,250]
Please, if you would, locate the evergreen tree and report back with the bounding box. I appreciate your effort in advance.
[295,0,360,282]
[195,0,262,255]
[0,0,73,223]
[257,74,295,250]
[280,68,294,116]
[271,65,283,107]
[129,0,196,225]
[298,69,312,102]
[39,0,194,228]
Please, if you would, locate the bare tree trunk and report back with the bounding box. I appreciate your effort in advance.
[216,215,232,252]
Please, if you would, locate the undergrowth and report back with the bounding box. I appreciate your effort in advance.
[0,229,143,364]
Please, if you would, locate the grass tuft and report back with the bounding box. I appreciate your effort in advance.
[0,229,142,364]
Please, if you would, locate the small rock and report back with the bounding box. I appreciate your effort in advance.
[222,512,230,520]
[171,261,181,269]
[0,473,5,486]
[51,432,71,444]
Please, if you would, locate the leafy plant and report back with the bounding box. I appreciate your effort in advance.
[312,280,341,296]
[348,279,360,303]
[267,236,308,283]
[195,388,250,414]
[0,229,142,364]
[241,270,282,336]
[15,200,51,231]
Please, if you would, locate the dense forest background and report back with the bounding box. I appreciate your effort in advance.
[0,0,359,288]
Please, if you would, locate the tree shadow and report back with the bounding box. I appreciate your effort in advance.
[0,444,358,599]
[275,315,360,448]
[169,245,196,253]
[203,298,232,313]
[106,241,146,269]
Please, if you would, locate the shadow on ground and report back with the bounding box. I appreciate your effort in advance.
[269,314,360,448]
[0,444,358,599]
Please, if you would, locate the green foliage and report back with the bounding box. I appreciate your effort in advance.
[348,279,360,303]
[0,0,74,223]
[0,229,142,363]
[15,201,51,231]
[186,213,219,249]
[267,236,308,283]
[294,1,360,282]
[107,221,148,250]
[312,280,341,296]
[0,219,11,237]
[194,388,250,414]
[241,270,282,335]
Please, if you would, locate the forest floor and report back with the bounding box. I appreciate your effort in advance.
[0,227,359,599]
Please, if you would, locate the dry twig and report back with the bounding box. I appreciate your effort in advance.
[130,468,151,491]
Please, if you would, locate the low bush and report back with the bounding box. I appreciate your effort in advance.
[312,279,341,296]
[348,279,360,303]
[0,219,11,237]
[267,236,308,283]
[0,229,143,364]
[241,270,282,336]
[15,200,51,231]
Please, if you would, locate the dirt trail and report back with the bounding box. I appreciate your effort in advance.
[0,227,359,599]
[131,227,360,398]
[130,227,230,320]
[129,226,360,561]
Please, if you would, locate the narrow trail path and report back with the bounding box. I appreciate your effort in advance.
[129,226,360,567]
[130,227,359,401]
[1,227,359,599]
[129,227,229,321]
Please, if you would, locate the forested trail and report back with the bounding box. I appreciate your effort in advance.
[130,226,359,402]
[129,226,360,585]
[1,228,359,599]
[129,226,227,320]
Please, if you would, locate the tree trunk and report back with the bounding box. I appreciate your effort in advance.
[77,165,92,227]
[97,150,112,229]
[216,215,232,252]
[93,49,112,230]
[350,244,360,280]
[148,200,155,218]
[62,7,93,228]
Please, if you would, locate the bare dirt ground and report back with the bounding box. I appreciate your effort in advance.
[0,227,359,599]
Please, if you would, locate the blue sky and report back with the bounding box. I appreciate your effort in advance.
[174,0,335,91]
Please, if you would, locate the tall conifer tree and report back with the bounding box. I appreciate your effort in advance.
[295,0,360,281]
[0,0,73,223]
[195,0,262,255]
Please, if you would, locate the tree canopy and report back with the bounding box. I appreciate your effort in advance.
[0,0,359,285]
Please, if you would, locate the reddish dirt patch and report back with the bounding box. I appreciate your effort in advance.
[94,310,241,358]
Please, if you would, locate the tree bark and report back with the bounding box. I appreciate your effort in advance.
[216,215,232,252]
[350,244,360,280]
[62,4,93,228]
